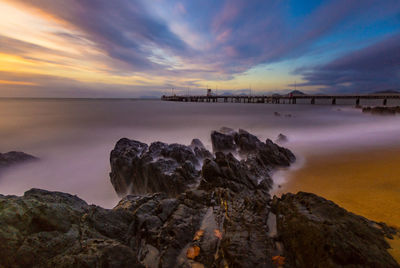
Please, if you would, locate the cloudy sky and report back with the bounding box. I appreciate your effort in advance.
[0,0,399,97]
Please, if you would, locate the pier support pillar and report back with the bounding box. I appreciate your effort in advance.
[356,98,360,106]
[311,97,315,104]
[332,98,336,105]
[383,98,387,106]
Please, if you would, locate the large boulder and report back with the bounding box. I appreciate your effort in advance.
[272,192,399,268]
[211,128,295,166]
[210,130,237,153]
[0,188,141,268]
[110,138,211,197]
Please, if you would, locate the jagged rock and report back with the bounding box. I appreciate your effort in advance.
[276,133,288,144]
[0,188,142,268]
[190,139,213,160]
[2,189,398,268]
[0,186,276,267]
[0,151,37,171]
[1,130,398,267]
[111,129,295,198]
[210,130,236,153]
[200,152,266,195]
[272,192,399,268]
[110,138,211,197]
[211,128,295,168]
[219,126,236,135]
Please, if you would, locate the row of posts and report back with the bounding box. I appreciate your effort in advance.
[173,97,389,105]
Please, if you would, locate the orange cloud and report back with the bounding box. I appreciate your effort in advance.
[0,80,37,86]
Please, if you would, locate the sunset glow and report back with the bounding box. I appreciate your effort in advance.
[0,0,399,97]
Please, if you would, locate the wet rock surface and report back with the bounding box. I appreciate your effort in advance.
[272,192,399,268]
[110,138,206,197]
[0,151,37,172]
[0,129,398,268]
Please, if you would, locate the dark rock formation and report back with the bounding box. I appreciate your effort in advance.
[0,129,398,268]
[210,128,295,164]
[272,192,399,268]
[111,128,295,198]
[361,106,400,115]
[0,188,142,268]
[0,151,37,171]
[276,133,288,144]
[210,130,237,153]
[110,138,208,197]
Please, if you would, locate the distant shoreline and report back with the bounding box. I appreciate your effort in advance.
[0,97,159,101]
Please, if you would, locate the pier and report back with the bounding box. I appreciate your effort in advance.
[161,94,400,105]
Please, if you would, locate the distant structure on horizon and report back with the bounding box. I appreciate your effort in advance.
[162,90,400,106]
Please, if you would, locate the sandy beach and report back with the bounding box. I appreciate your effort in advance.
[278,147,400,261]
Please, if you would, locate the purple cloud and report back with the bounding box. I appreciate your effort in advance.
[295,34,400,93]
[181,0,400,77]
[13,0,190,72]
[4,0,400,96]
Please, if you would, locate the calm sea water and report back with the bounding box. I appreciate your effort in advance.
[1,98,400,207]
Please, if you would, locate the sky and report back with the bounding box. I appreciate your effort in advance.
[0,0,399,97]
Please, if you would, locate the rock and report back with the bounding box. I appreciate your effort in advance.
[190,139,213,160]
[1,129,398,267]
[110,138,207,197]
[274,112,281,117]
[1,188,399,268]
[218,126,235,135]
[0,188,143,268]
[0,151,37,171]
[210,130,236,153]
[211,128,296,168]
[272,192,399,268]
[111,129,295,198]
[276,133,288,144]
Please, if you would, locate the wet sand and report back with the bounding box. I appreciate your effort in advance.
[278,147,400,261]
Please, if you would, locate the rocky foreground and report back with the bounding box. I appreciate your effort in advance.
[0,128,399,268]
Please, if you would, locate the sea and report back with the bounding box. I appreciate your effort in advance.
[1,98,400,213]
